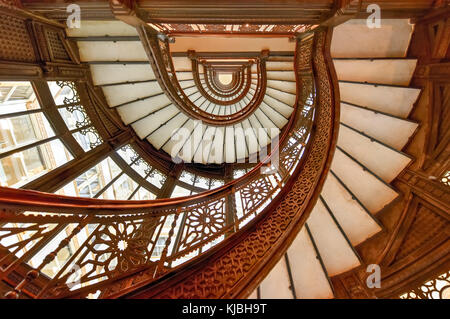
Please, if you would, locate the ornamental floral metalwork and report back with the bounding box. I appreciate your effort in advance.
[0,29,325,300]
[53,81,103,150]
[400,270,450,299]
[79,126,103,150]
[142,25,268,126]
[56,81,80,106]
[441,171,449,187]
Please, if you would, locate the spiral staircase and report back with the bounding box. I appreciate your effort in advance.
[0,0,447,300]
[68,21,296,164]
[255,19,421,299]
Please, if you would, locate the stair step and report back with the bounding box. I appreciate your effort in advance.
[225,126,236,163]
[248,290,258,299]
[248,114,270,147]
[307,199,361,276]
[286,227,334,298]
[242,119,259,155]
[266,87,296,106]
[266,71,296,81]
[254,108,278,130]
[103,81,164,107]
[259,257,294,299]
[162,118,196,157]
[260,102,289,127]
[263,95,295,118]
[183,86,198,97]
[266,80,296,94]
[340,102,419,150]
[117,94,171,125]
[331,19,413,58]
[266,61,294,71]
[77,41,147,62]
[90,64,155,85]
[333,59,417,86]
[339,82,420,118]
[175,72,194,81]
[338,123,413,183]
[321,174,382,246]
[172,57,192,72]
[132,104,179,139]
[66,20,138,37]
[193,126,217,163]
[181,123,208,163]
[211,126,225,164]
[331,147,398,214]
[234,124,248,162]
[148,112,188,149]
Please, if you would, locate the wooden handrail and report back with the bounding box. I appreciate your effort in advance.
[106,27,339,299]
[138,26,269,126]
[0,26,338,300]
[191,61,252,105]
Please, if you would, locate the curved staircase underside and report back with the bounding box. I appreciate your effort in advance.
[0,0,446,300]
[254,19,421,299]
[69,22,297,164]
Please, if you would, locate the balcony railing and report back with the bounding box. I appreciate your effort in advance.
[0,27,338,299]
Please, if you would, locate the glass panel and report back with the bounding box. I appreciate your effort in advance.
[131,158,151,178]
[129,187,157,200]
[210,179,224,189]
[146,169,166,188]
[116,144,138,164]
[0,139,73,188]
[72,128,102,152]
[179,170,196,185]
[195,175,210,189]
[58,106,91,130]
[0,81,40,115]
[233,169,247,179]
[56,157,121,197]
[99,173,138,200]
[0,112,55,155]
[48,81,79,106]
[171,185,191,198]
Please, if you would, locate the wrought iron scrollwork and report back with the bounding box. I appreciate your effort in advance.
[79,126,103,150]
[0,29,337,300]
[56,81,80,106]
[400,270,450,299]
[140,26,268,126]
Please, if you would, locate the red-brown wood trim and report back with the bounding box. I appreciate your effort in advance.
[191,59,252,106]
[101,27,339,299]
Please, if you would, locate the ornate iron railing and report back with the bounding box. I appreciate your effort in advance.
[139,26,268,126]
[110,28,338,299]
[0,27,338,299]
[400,270,450,299]
[205,68,243,95]
[191,58,253,106]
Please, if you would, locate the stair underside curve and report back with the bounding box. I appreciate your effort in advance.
[70,21,297,165]
[256,19,421,299]
[91,29,339,299]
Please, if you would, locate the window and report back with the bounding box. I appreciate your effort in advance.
[117,144,167,189]
[0,81,73,188]
[57,156,157,201]
[48,81,102,152]
[177,170,224,192]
